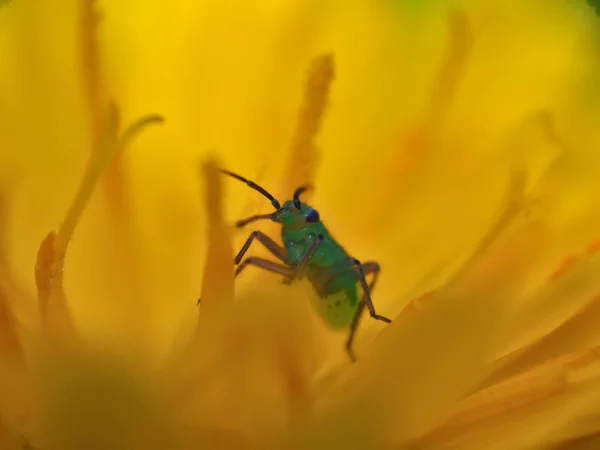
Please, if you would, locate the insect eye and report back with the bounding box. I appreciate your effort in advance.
[305,208,320,223]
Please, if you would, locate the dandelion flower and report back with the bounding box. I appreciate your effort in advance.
[1,0,600,449]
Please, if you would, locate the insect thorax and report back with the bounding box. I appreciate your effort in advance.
[281,223,325,264]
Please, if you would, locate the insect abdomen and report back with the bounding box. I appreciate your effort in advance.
[309,288,359,329]
[307,268,360,329]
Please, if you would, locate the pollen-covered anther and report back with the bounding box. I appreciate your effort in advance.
[34,230,77,346]
[306,53,335,90]
[34,232,58,320]
[284,53,335,192]
[297,53,334,138]
[34,229,78,345]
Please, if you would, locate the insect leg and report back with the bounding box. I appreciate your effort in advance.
[283,234,324,284]
[235,257,293,279]
[234,231,290,264]
[345,260,390,362]
[351,259,389,323]
[345,302,365,363]
[198,231,290,305]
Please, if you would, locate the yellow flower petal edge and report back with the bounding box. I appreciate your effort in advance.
[481,237,600,387]
[416,346,600,449]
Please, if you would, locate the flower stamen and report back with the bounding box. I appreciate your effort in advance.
[283,53,335,192]
[35,104,164,341]
[79,0,104,147]
[198,159,234,310]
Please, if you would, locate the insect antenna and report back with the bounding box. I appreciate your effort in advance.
[219,169,281,209]
[293,185,311,209]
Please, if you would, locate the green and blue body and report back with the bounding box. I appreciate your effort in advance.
[278,200,362,329]
[201,170,391,361]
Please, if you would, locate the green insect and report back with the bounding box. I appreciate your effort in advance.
[214,169,392,362]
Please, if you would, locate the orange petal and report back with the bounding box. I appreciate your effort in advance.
[0,419,27,450]
[0,286,24,366]
[0,288,31,435]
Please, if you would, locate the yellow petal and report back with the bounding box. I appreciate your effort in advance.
[484,241,600,387]
[315,166,552,442]
[0,286,23,364]
[0,286,30,430]
[374,10,472,235]
[419,347,600,449]
[33,350,181,450]
[169,283,315,440]
[494,241,600,364]
[0,183,35,327]
[0,419,27,450]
